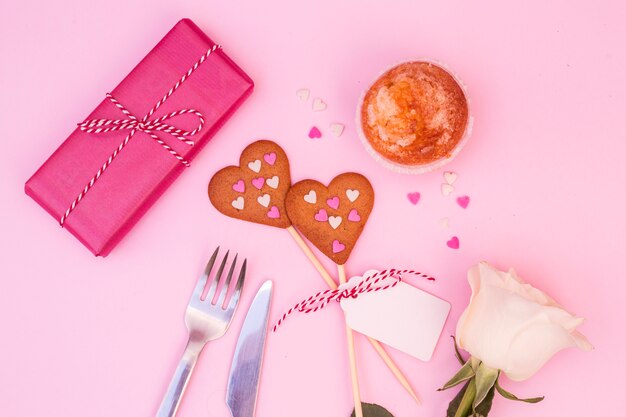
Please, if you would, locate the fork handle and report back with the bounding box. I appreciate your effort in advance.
[156,340,203,417]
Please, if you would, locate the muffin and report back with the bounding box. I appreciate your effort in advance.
[358,61,470,173]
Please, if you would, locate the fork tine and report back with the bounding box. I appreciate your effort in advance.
[193,246,219,299]
[216,254,238,307]
[205,250,229,302]
[227,258,246,311]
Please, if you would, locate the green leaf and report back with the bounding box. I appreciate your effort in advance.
[445,379,495,417]
[495,380,545,403]
[350,402,395,417]
[473,384,496,417]
[473,364,499,410]
[446,380,471,417]
[451,336,466,365]
[469,357,481,372]
[439,360,476,391]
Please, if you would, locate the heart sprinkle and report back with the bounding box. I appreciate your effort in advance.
[264,152,277,165]
[232,180,245,193]
[457,195,470,209]
[314,209,328,222]
[348,209,361,222]
[248,159,261,173]
[308,126,322,139]
[407,192,420,205]
[439,217,450,229]
[329,123,344,137]
[312,98,327,112]
[303,190,317,204]
[296,88,310,101]
[444,171,458,185]
[267,206,280,219]
[447,236,460,249]
[441,183,454,196]
[251,177,265,190]
[266,176,279,189]
[332,240,346,253]
[327,196,340,209]
[231,197,244,210]
[328,216,342,229]
[346,189,360,202]
[257,194,270,208]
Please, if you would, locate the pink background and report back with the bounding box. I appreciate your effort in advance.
[1,1,624,416]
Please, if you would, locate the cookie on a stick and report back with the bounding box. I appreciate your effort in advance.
[209,140,292,228]
[286,173,375,417]
[285,173,374,265]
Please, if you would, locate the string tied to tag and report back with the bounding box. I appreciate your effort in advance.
[273,269,435,332]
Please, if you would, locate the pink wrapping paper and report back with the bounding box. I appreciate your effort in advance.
[25,19,254,256]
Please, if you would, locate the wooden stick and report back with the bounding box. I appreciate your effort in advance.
[366,337,421,404]
[286,226,336,289]
[338,264,363,417]
[286,225,421,405]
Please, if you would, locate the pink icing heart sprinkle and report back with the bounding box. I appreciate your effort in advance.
[308,126,322,139]
[232,180,245,193]
[314,209,328,222]
[332,240,345,253]
[267,206,280,219]
[264,152,277,165]
[457,195,470,209]
[447,236,460,249]
[407,192,420,205]
[348,209,360,222]
[252,177,265,190]
[326,196,340,209]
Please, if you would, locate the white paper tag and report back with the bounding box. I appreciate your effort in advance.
[340,269,450,362]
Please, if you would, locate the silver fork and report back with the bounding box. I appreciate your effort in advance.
[156,247,246,417]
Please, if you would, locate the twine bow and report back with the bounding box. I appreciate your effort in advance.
[78,94,204,166]
[273,269,435,332]
[59,44,222,226]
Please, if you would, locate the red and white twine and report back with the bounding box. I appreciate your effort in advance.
[59,44,222,226]
[273,269,436,332]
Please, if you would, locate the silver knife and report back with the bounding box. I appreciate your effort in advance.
[226,280,273,417]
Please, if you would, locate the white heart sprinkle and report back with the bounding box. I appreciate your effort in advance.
[328,216,342,229]
[439,217,450,229]
[346,189,359,202]
[304,190,317,204]
[231,197,244,210]
[266,175,279,189]
[329,123,344,137]
[248,159,261,173]
[312,98,327,112]
[296,88,310,101]
[257,194,270,208]
[444,171,457,185]
[441,183,454,196]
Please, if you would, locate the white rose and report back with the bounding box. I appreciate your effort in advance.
[455,262,592,381]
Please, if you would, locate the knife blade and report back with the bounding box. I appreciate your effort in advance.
[226,280,273,417]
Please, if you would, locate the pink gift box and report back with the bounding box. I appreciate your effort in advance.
[25,19,254,256]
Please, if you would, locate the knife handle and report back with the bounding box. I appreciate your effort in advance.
[156,340,202,417]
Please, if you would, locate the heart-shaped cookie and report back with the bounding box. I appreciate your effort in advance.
[209,140,292,228]
[285,173,374,264]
